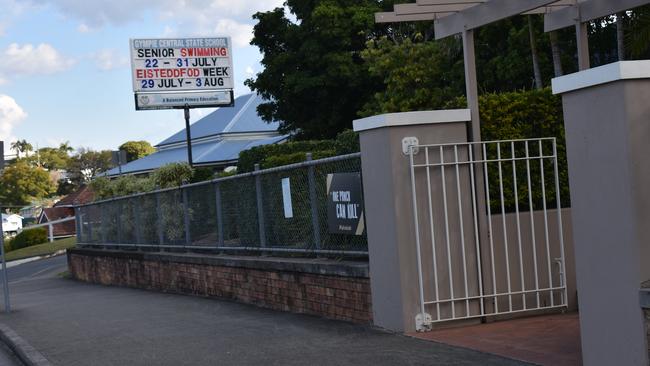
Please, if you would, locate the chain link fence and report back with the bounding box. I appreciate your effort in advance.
[75,153,367,257]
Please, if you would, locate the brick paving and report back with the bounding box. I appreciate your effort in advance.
[411,313,582,366]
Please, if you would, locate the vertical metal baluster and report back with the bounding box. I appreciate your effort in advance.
[539,140,554,306]
[497,142,513,312]
[409,146,428,325]
[468,144,485,316]
[454,145,470,317]
[552,139,568,306]
[440,145,455,319]
[525,141,540,308]
[483,143,498,314]
[424,147,441,320]
[511,142,526,310]
[75,207,82,243]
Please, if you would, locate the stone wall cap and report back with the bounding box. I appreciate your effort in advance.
[552,60,650,95]
[352,109,470,132]
[68,248,369,278]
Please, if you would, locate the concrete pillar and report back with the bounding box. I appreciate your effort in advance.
[552,60,650,365]
[353,110,470,332]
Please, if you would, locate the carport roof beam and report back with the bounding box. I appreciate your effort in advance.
[433,0,560,39]
[544,0,650,32]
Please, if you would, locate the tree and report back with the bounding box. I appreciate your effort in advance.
[245,0,392,139]
[360,36,464,116]
[0,161,56,206]
[58,141,74,155]
[10,140,33,159]
[29,147,70,170]
[118,140,155,162]
[67,148,113,185]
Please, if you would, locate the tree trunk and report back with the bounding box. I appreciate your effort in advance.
[549,31,563,77]
[617,12,625,61]
[528,15,543,89]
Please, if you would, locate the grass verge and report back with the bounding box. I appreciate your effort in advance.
[5,237,76,262]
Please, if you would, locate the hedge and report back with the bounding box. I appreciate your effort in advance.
[10,227,48,251]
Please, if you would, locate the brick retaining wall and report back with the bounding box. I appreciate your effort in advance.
[67,248,372,324]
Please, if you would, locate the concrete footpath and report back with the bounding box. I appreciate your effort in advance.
[0,257,530,366]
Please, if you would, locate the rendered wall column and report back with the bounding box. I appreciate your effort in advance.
[552,60,650,366]
[353,110,470,332]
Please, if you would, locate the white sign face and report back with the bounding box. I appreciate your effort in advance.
[130,37,233,93]
[282,178,293,219]
[135,90,233,110]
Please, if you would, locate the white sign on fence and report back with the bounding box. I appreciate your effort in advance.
[282,178,293,219]
[130,37,234,93]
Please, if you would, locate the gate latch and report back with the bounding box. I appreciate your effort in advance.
[402,136,419,156]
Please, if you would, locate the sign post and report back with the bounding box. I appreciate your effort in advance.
[130,37,235,166]
[0,142,9,312]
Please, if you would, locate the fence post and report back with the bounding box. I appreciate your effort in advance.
[254,164,266,248]
[214,182,224,247]
[48,223,54,243]
[182,187,191,246]
[133,197,142,245]
[100,204,107,244]
[116,201,123,244]
[74,206,82,243]
[306,153,322,251]
[156,192,164,246]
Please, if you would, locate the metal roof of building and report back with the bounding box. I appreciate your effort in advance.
[103,93,288,176]
[157,93,280,147]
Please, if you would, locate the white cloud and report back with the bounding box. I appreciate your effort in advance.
[77,23,90,33]
[0,95,27,146]
[0,43,75,81]
[36,0,284,46]
[90,49,128,71]
[245,66,255,77]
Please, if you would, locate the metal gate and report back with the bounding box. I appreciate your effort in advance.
[408,138,567,330]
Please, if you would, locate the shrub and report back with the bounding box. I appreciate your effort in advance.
[152,162,193,188]
[11,228,47,250]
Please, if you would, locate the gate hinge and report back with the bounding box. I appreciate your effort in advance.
[415,312,432,332]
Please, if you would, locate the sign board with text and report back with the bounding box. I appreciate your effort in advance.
[130,37,233,93]
[135,90,233,110]
[326,173,365,235]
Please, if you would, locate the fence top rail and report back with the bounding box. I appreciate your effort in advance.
[76,152,362,208]
[24,216,75,228]
[411,137,557,150]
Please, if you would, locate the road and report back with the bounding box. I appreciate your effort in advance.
[0,255,67,366]
[5,255,67,284]
[0,255,530,365]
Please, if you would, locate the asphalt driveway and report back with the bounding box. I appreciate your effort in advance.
[0,256,530,366]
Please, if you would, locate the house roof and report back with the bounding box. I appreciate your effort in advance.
[157,93,280,147]
[40,207,74,222]
[55,185,94,207]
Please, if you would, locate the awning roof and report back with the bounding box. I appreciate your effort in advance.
[377,0,647,38]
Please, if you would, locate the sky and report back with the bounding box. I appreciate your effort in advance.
[0,0,284,155]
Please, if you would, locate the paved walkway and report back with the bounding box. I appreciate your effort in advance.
[0,257,530,365]
[411,313,582,366]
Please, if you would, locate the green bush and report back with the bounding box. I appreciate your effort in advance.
[3,240,11,253]
[446,88,569,211]
[11,228,47,250]
[152,162,193,188]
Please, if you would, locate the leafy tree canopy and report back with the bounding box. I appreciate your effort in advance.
[0,161,56,206]
[67,148,113,186]
[119,140,156,162]
[245,0,394,139]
